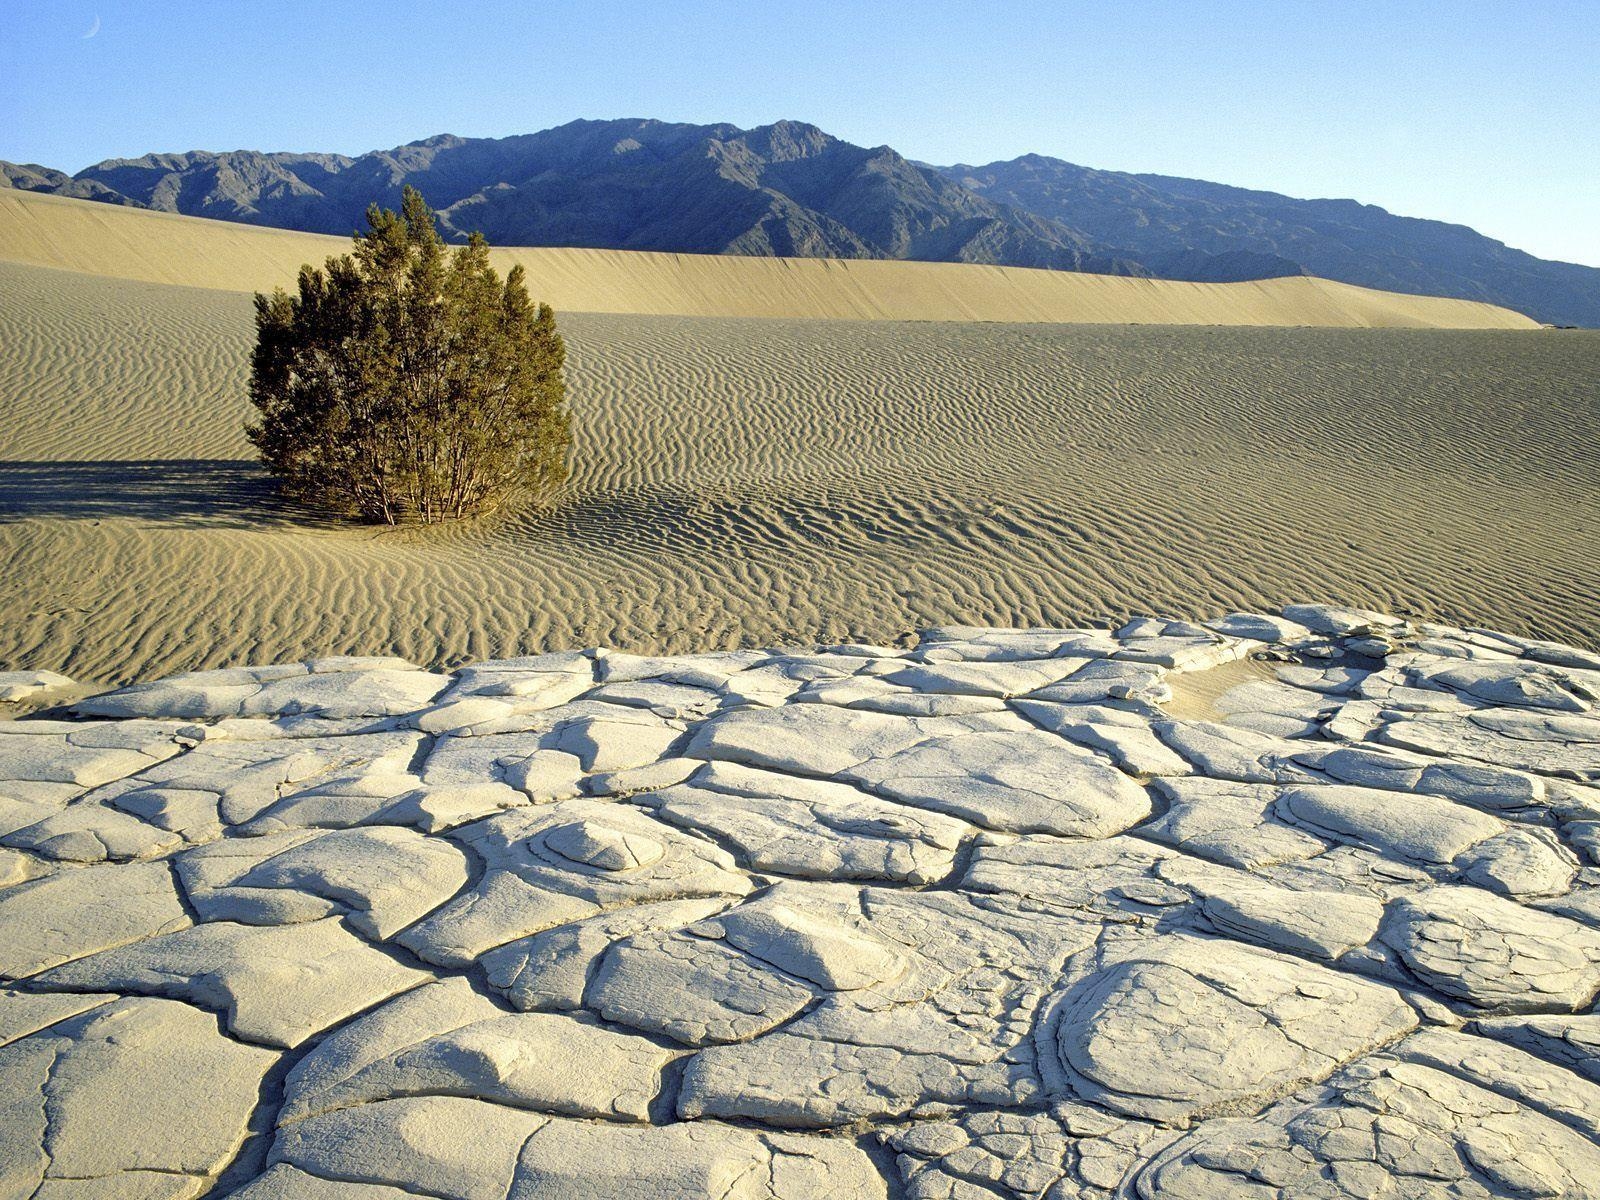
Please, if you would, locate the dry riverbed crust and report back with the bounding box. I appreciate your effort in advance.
[2,605,1600,1198]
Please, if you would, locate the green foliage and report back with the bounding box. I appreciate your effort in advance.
[248,186,570,523]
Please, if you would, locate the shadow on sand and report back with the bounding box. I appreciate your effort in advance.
[0,460,332,529]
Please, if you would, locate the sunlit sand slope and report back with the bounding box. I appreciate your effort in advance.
[0,189,1539,327]
[1,257,1594,688]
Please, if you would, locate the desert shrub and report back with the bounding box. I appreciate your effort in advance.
[248,186,569,523]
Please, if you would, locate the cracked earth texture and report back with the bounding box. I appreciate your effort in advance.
[2,603,1600,1198]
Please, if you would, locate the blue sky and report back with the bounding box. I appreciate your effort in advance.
[4,0,1597,266]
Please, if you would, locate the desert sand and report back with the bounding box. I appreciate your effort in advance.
[0,193,1596,693]
[2,608,1599,1197]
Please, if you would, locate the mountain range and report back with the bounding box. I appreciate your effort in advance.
[5,117,1596,325]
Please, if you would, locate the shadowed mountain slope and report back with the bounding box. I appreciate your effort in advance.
[942,154,1600,326]
[4,120,1143,275]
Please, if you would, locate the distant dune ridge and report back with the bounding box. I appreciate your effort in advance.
[4,116,1597,324]
[0,190,1537,329]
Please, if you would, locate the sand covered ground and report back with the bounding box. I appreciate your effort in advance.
[0,195,1594,690]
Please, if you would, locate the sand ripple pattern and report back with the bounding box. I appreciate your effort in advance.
[1,262,1596,686]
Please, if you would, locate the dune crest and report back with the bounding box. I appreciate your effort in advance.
[0,189,1538,328]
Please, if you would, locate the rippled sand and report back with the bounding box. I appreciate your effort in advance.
[2,255,1595,689]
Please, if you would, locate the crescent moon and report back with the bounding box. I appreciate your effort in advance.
[83,15,100,38]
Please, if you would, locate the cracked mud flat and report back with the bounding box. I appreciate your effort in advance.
[3,603,1600,1198]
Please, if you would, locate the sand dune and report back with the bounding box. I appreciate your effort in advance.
[1,249,1595,689]
[0,189,1539,328]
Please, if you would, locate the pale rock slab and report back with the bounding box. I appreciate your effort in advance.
[227,1165,422,1199]
[586,676,726,717]
[0,671,73,703]
[300,1009,675,1122]
[1114,632,1254,672]
[883,658,1089,698]
[409,695,519,735]
[509,1119,887,1200]
[1280,603,1407,636]
[1158,857,1384,961]
[1049,934,1417,1124]
[796,675,1009,717]
[397,799,751,966]
[641,760,969,884]
[37,916,432,1046]
[1381,885,1600,1012]
[279,977,505,1123]
[0,718,183,791]
[1205,612,1314,643]
[1133,1048,1600,1199]
[1215,679,1338,723]
[1400,1026,1600,1141]
[706,896,909,991]
[1153,719,1318,784]
[686,701,972,777]
[0,859,192,978]
[175,829,341,926]
[1423,658,1598,712]
[2,800,186,863]
[0,1033,51,1198]
[77,660,450,721]
[0,997,275,1196]
[1291,740,1548,814]
[110,784,225,842]
[1257,842,1437,904]
[678,1022,1044,1130]
[584,754,701,797]
[884,1102,1163,1199]
[1143,776,1329,869]
[963,835,1180,918]
[597,649,765,687]
[116,729,423,830]
[586,927,817,1045]
[1013,699,1193,778]
[917,627,1114,663]
[846,729,1152,837]
[677,889,1087,1128]
[551,711,683,772]
[1276,782,1505,864]
[446,653,594,706]
[393,869,595,970]
[500,748,586,803]
[1458,826,1578,898]
[1475,1011,1600,1084]
[371,780,531,832]
[0,845,47,887]
[272,1095,548,1200]
[230,825,471,938]
[1025,658,1172,706]
[481,897,732,1012]
[0,988,115,1047]
[1380,707,1600,780]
